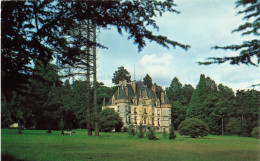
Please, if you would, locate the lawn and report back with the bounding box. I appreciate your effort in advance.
[1,129,259,161]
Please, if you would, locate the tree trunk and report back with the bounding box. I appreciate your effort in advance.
[93,24,99,136]
[221,118,224,136]
[86,19,92,136]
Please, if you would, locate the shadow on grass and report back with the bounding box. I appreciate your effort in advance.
[182,136,212,140]
[2,153,28,161]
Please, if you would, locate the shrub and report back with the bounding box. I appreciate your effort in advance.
[146,127,158,140]
[137,123,144,138]
[251,127,260,138]
[163,128,167,138]
[178,118,209,138]
[169,125,176,140]
[128,124,136,137]
[99,108,123,132]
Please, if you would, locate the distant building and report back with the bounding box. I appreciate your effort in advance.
[102,79,171,132]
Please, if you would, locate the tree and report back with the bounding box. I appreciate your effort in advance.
[112,66,131,84]
[137,123,144,138]
[128,124,136,137]
[199,0,259,66]
[143,74,153,90]
[1,1,190,99]
[169,125,177,140]
[187,74,208,119]
[167,77,184,102]
[178,118,209,138]
[182,84,194,106]
[146,127,158,140]
[99,108,123,132]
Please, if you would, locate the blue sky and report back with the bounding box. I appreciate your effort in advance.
[96,0,259,91]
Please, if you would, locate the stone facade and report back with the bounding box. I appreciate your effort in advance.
[102,80,171,132]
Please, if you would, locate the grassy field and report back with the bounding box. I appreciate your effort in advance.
[1,129,259,161]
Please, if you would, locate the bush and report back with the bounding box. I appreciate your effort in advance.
[178,118,209,138]
[169,125,176,140]
[163,128,167,138]
[137,123,144,138]
[99,108,123,132]
[146,127,158,140]
[128,124,136,137]
[251,127,260,138]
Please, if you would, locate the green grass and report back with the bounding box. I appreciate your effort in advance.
[1,129,259,161]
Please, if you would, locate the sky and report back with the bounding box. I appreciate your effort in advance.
[96,0,259,91]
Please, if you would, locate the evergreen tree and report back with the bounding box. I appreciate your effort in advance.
[182,84,194,106]
[146,127,158,140]
[187,74,208,119]
[112,66,131,84]
[137,123,144,138]
[2,0,190,100]
[167,77,184,103]
[143,74,153,90]
[199,0,259,66]
[128,124,136,137]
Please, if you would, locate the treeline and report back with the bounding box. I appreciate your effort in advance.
[166,74,259,137]
[2,63,259,137]
[1,62,115,132]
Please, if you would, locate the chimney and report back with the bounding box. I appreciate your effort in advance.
[161,91,164,104]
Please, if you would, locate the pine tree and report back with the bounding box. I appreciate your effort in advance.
[143,74,153,90]
[137,123,144,138]
[112,66,131,84]
[199,0,260,66]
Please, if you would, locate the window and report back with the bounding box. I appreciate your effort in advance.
[158,118,160,126]
[144,118,146,124]
[144,108,147,114]
[152,118,154,125]
[134,107,137,114]
[134,116,137,124]
[157,109,160,115]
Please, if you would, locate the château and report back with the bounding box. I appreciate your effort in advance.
[102,79,171,132]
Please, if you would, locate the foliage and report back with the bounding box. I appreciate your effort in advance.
[137,123,144,138]
[128,124,136,137]
[251,127,260,138]
[99,108,123,132]
[178,118,209,138]
[146,127,158,140]
[169,125,177,140]
[199,0,260,66]
[226,117,248,136]
[143,74,153,90]
[1,0,189,100]
[163,128,167,138]
[112,66,131,84]
[167,77,184,103]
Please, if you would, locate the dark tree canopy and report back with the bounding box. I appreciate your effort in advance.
[199,0,260,66]
[112,66,131,84]
[99,108,123,132]
[178,118,209,138]
[1,0,189,99]
[143,74,153,89]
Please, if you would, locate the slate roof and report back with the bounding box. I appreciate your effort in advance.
[105,81,169,106]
